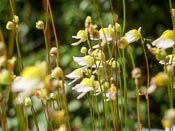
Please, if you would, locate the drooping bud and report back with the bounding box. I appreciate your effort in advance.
[117,37,128,49]
[50,47,58,56]
[36,20,44,30]
[132,68,142,79]
[6,21,15,30]
[24,97,32,106]
[51,67,64,79]
[80,46,87,54]
[13,15,19,23]
[0,69,12,85]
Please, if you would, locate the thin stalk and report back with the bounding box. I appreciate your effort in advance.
[92,0,112,58]
[122,0,126,34]
[127,46,135,68]
[24,107,28,131]
[60,79,71,131]
[110,100,117,131]
[31,105,39,131]
[43,29,51,74]
[169,0,175,108]
[87,94,95,131]
[0,102,8,131]
[135,78,142,131]
[47,0,59,67]
[94,94,102,130]
[169,0,175,29]
[8,0,15,58]
[15,28,23,72]
[121,49,128,131]
[141,37,151,130]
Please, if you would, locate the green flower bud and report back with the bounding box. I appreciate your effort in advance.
[165,65,174,76]
[36,20,44,30]
[117,37,128,49]
[6,21,15,30]
[80,46,87,54]
[0,69,12,85]
[24,97,32,106]
[154,72,169,87]
[13,15,19,23]
[155,50,167,60]
[115,22,121,33]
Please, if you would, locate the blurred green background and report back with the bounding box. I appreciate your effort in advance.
[0,0,174,130]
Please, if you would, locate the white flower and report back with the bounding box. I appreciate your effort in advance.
[124,28,141,44]
[152,30,175,49]
[73,55,94,67]
[12,77,44,104]
[66,68,83,85]
[72,76,95,99]
[11,62,47,104]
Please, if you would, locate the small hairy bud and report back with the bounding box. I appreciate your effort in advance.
[50,47,58,56]
[132,68,142,79]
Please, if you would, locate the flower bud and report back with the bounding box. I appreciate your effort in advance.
[155,50,167,60]
[51,67,64,79]
[117,37,128,49]
[7,57,16,70]
[13,15,19,23]
[6,21,15,30]
[132,68,142,79]
[165,65,174,76]
[80,46,87,54]
[50,47,58,56]
[0,56,7,67]
[115,22,121,33]
[50,93,57,100]
[153,72,169,87]
[0,69,12,85]
[24,97,32,106]
[36,20,44,30]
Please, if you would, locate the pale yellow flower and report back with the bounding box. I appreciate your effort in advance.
[152,30,175,49]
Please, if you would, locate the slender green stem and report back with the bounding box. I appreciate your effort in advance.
[15,28,23,72]
[122,0,126,34]
[127,46,135,68]
[43,29,51,74]
[94,94,102,130]
[141,37,151,130]
[169,0,175,29]
[87,94,95,131]
[135,78,142,131]
[31,105,39,131]
[47,0,59,67]
[121,49,128,131]
[92,0,112,58]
